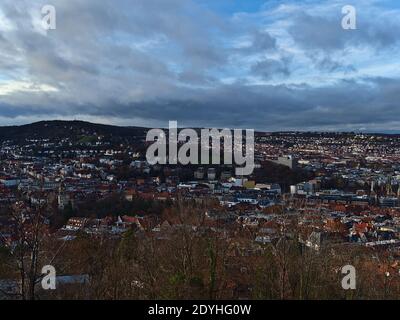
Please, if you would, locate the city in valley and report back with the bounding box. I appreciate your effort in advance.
[1,120,400,299]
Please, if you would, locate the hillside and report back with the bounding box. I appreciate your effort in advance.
[0,120,148,142]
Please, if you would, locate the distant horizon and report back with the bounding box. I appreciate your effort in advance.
[1,118,400,135]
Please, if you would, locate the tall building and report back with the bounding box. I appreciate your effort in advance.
[194,167,205,180]
[270,155,298,169]
[58,182,71,210]
[207,168,216,180]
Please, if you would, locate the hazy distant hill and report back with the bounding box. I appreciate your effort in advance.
[0,120,395,143]
[0,120,148,142]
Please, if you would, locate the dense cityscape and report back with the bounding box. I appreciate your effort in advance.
[1,0,400,307]
[1,121,400,299]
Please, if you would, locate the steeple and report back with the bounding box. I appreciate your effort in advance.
[59,181,65,193]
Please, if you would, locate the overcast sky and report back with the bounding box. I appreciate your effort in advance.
[0,0,399,131]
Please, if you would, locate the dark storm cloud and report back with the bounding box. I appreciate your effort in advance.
[2,76,389,131]
[251,58,291,79]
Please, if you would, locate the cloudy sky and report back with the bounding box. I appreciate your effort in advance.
[0,0,399,131]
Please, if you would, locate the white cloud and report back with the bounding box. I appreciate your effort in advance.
[0,80,58,96]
